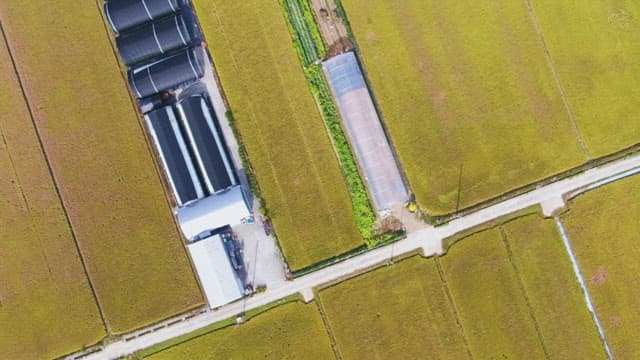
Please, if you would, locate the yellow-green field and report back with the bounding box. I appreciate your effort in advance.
[440,228,545,358]
[341,0,638,215]
[146,301,334,359]
[561,175,640,358]
[530,0,640,157]
[503,216,605,359]
[0,1,202,334]
[194,0,362,270]
[0,33,105,360]
[317,214,604,358]
[320,257,469,359]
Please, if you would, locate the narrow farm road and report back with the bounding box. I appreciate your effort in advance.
[83,153,640,360]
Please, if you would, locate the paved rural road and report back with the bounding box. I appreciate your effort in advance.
[84,153,640,360]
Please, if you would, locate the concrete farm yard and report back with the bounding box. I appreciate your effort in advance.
[341,0,640,215]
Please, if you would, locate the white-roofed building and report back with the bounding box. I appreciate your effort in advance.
[187,233,245,308]
[177,185,251,240]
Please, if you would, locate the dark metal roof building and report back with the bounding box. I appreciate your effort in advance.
[176,94,237,195]
[116,14,192,66]
[145,105,204,207]
[105,0,179,33]
[128,47,205,98]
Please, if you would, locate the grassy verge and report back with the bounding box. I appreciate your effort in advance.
[139,300,333,359]
[561,174,640,357]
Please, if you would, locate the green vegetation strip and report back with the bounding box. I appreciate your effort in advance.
[340,0,589,215]
[561,174,640,357]
[281,0,326,64]
[141,300,334,359]
[0,0,203,335]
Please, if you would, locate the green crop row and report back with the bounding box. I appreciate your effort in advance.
[281,0,323,65]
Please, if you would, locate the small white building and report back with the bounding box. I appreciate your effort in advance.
[187,234,245,308]
[177,186,251,240]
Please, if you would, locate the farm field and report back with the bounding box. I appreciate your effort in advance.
[502,216,606,359]
[145,301,334,359]
[340,0,589,215]
[441,228,546,358]
[317,213,604,358]
[319,256,469,359]
[0,1,202,334]
[193,0,362,270]
[0,33,105,360]
[561,175,640,358]
[530,0,640,157]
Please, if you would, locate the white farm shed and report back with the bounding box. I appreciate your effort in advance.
[177,186,250,240]
[187,234,244,308]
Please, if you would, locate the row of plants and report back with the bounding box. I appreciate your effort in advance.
[281,0,326,65]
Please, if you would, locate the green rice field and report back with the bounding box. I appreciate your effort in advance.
[194,0,362,270]
[0,0,203,335]
[561,174,640,358]
[340,0,638,215]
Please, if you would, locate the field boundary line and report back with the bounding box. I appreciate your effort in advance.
[0,18,109,334]
[554,218,613,359]
[523,0,590,158]
[499,228,550,359]
[434,256,474,360]
[314,296,343,360]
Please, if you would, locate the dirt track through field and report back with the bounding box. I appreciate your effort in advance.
[523,0,591,159]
